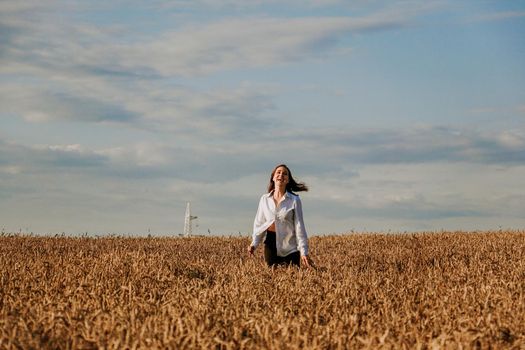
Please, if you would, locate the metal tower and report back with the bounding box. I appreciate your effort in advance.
[183,202,198,236]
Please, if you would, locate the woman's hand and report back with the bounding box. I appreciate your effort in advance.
[301,255,315,268]
[247,245,255,255]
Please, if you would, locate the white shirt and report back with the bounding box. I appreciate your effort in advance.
[251,191,309,257]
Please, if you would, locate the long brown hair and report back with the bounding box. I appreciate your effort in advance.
[267,164,308,194]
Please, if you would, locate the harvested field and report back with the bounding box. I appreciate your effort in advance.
[1,231,524,349]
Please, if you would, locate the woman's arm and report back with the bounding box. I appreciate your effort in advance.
[294,196,309,257]
[250,195,268,251]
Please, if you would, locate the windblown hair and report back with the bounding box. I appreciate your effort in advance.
[267,164,309,194]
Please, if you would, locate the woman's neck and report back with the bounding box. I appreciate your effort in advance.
[273,186,286,200]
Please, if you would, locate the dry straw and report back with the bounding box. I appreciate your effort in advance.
[1,231,524,349]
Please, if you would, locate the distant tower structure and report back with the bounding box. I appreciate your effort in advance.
[183,202,198,236]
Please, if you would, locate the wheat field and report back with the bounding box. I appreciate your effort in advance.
[1,231,524,349]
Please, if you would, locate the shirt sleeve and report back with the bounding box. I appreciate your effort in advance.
[251,195,268,249]
[294,196,309,256]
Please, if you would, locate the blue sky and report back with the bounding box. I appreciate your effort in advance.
[1,0,524,235]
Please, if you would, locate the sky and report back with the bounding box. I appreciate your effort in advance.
[1,0,524,236]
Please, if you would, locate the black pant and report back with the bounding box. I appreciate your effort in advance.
[264,231,300,267]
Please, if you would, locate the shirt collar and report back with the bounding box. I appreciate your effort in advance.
[265,190,292,198]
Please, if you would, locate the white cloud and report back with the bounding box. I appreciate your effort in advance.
[305,161,525,232]
[0,165,22,175]
[47,144,84,152]
[2,123,525,234]
[468,11,525,23]
[495,131,525,150]
[0,0,433,141]
[0,80,278,137]
[284,126,525,165]
[120,13,415,77]
[0,3,418,79]
[0,85,139,123]
[2,125,524,189]
[138,83,278,135]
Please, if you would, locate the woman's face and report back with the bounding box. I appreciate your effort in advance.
[273,166,289,188]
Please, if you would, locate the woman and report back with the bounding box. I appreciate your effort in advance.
[248,164,314,268]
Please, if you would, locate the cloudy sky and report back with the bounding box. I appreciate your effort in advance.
[1,0,524,236]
